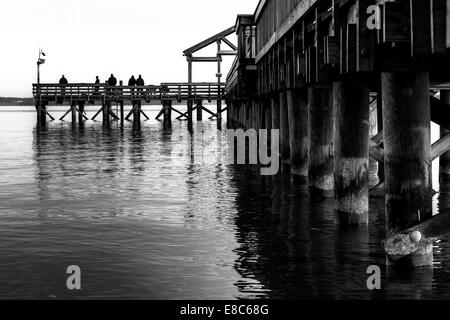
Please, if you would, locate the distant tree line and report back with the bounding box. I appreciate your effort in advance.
[0,97,35,106]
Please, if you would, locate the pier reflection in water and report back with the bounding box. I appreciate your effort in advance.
[0,106,450,299]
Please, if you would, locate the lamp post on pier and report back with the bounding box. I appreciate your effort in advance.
[36,49,46,126]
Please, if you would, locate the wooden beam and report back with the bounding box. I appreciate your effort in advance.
[189,57,221,62]
[218,50,238,56]
[183,26,236,55]
[432,132,450,160]
[431,95,450,130]
[220,37,237,51]
[255,0,319,63]
[370,132,450,162]
[384,208,450,262]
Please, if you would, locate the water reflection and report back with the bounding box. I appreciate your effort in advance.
[0,108,450,299]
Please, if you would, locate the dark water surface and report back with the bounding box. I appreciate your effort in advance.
[1,105,450,300]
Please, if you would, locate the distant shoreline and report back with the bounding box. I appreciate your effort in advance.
[0,97,34,106]
[0,97,212,107]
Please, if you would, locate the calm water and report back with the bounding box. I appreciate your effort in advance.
[0,105,450,300]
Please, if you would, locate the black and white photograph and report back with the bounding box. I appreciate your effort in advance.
[1,0,450,312]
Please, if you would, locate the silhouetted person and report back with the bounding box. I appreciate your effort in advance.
[128,75,136,86]
[107,74,117,95]
[136,75,144,86]
[136,75,144,96]
[59,75,68,95]
[59,75,68,85]
[128,75,136,95]
[94,76,100,94]
[108,74,117,86]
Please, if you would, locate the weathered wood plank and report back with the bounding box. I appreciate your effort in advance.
[255,0,319,63]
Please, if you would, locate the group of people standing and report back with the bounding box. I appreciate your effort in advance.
[127,75,145,87]
[58,74,146,97]
[59,74,145,87]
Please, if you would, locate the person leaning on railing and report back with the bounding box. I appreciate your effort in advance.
[136,75,144,97]
[128,75,136,97]
[59,75,68,95]
[94,76,100,96]
[107,74,117,96]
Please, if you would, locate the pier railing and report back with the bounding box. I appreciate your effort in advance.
[32,82,226,104]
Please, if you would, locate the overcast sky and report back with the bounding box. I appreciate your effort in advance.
[0,0,258,97]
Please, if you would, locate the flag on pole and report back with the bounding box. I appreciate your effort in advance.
[38,49,46,64]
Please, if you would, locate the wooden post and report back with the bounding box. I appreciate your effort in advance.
[71,102,77,123]
[236,102,240,128]
[440,91,450,184]
[279,90,290,166]
[271,94,280,130]
[196,100,203,121]
[250,100,255,130]
[235,102,241,128]
[164,101,172,122]
[119,81,124,127]
[102,101,110,127]
[78,102,85,124]
[309,87,334,197]
[226,102,231,129]
[217,99,222,122]
[265,98,272,131]
[287,88,309,182]
[382,72,432,267]
[36,102,44,126]
[368,100,379,186]
[240,102,244,128]
[120,101,124,127]
[333,81,370,225]
[133,101,141,130]
[187,58,193,131]
[376,92,384,182]
[260,98,266,131]
[217,39,223,123]
[187,99,193,131]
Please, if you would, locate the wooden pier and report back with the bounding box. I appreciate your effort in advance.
[32,25,239,129]
[225,0,450,267]
[32,82,226,127]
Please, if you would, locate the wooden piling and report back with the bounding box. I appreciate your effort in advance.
[187,99,193,123]
[250,100,256,130]
[271,94,280,130]
[164,101,172,122]
[217,99,222,121]
[440,91,450,183]
[71,102,77,123]
[226,102,231,129]
[333,81,370,225]
[382,72,432,266]
[133,101,141,130]
[265,98,272,131]
[196,100,203,121]
[309,87,334,197]
[235,101,242,129]
[287,88,309,181]
[232,102,237,128]
[244,102,249,129]
[120,101,124,127]
[78,102,85,124]
[102,101,110,128]
[279,91,290,166]
[376,92,384,182]
[368,100,379,186]
[36,102,45,126]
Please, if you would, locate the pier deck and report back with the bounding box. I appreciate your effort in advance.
[33,82,225,105]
